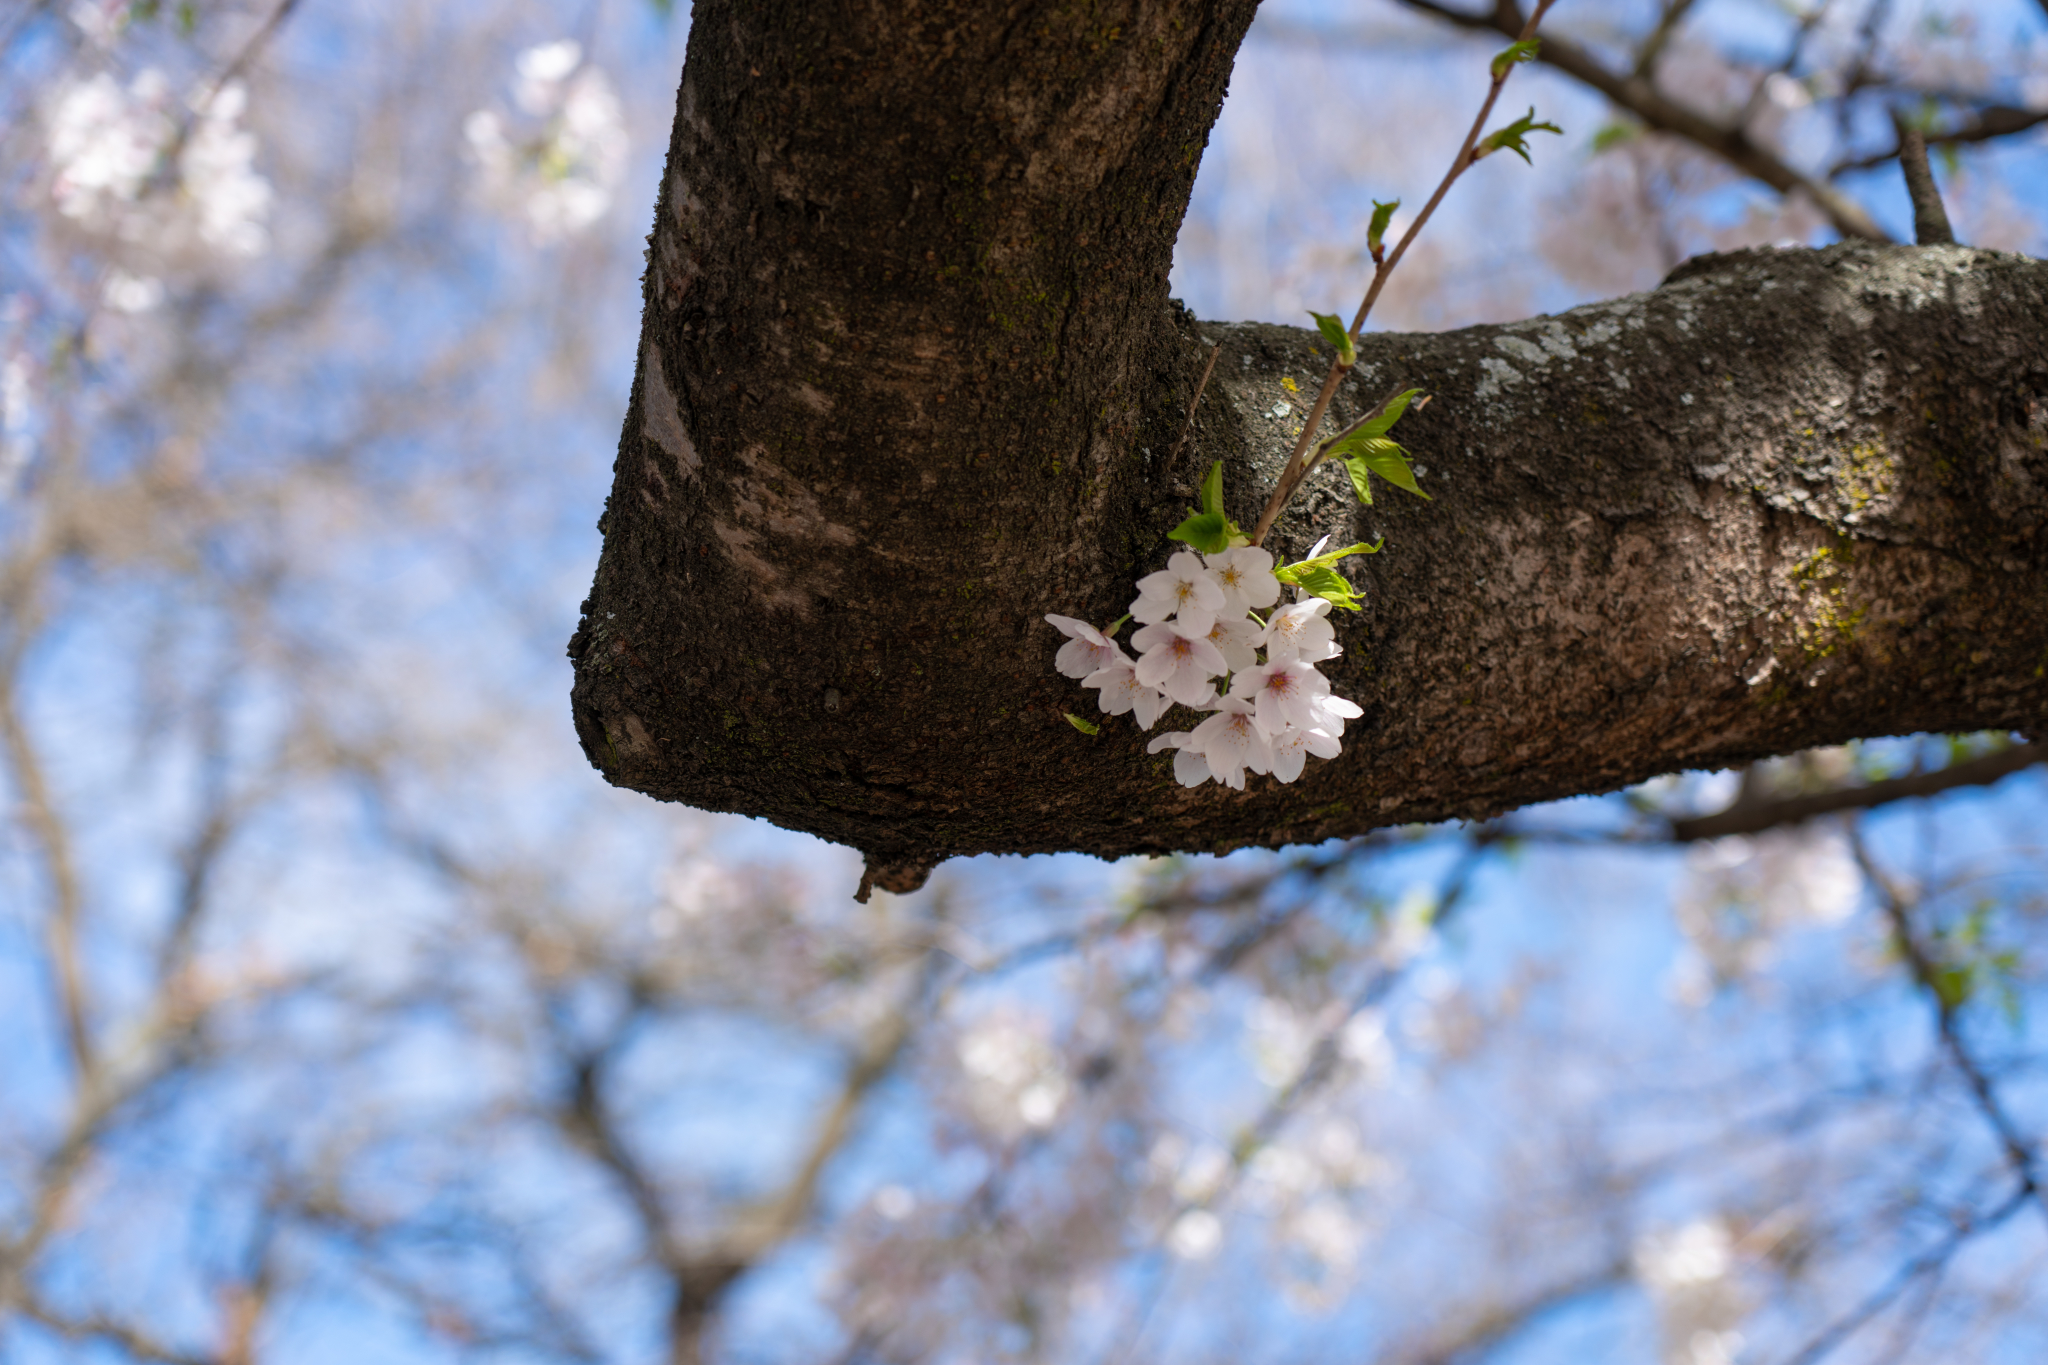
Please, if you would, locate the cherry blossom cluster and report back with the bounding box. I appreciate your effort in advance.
[43,68,273,312]
[1046,546,1362,790]
[464,41,628,244]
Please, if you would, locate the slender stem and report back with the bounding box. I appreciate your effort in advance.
[1850,825,2045,1219]
[1167,342,1223,469]
[0,673,92,1079]
[1250,0,1556,547]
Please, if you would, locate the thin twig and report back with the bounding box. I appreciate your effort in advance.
[1777,1183,2033,1365]
[1393,0,1890,242]
[1166,342,1223,469]
[0,673,93,1079]
[1249,386,1407,542]
[148,0,305,199]
[1632,0,1701,80]
[1108,836,1498,1363]
[1249,0,1556,547]
[1849,825,2045,1220]
[1831,103,2048,173]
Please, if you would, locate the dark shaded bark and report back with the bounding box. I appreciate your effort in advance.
[570,0,2048,891]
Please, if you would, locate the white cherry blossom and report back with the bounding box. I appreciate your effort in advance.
[1204,546,1281,616]
[1047,516,1364,785]
[1131,551,1224,636]
[1230,659,1332,738]
[1044,614,1126,680]
[1267,723,1342,783]
[1204,614,1262,672]
[1085,658,1171,729]
[1263,597,1340,663]
[1307,693,1364,735]
[1131,622,1225,708]
[1147,730,1214,787]
[1187,699,1271,790]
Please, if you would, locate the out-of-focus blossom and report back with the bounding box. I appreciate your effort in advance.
[872,1184,916,1220]
[1635,1218,1750,1365]
[465,40,628,243]
[46,70,272,261]
[68,0,130,47]
[956,1011,1069,1135]
[1669,828,1861,1000]
[102,269,165,313]
[1166,1208,1222,1259]
[1636,1218,1733,1289]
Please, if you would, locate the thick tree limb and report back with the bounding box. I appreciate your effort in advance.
[572,1,2048,887]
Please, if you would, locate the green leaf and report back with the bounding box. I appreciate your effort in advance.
[1591,121,1640,154]
[1478,107,1564,165]
[176,0,195,35]
[1200,460,1225,518]
[1342,439,1431,503]
[1064,713,1100,736]
[1276,542,1382,579]
[1349,387,1425,442]
[1281,565,1364,612]
[1167,509,1233,555]
[1490,38,1541,80]
[1343,457,1375,506]
[1367,199,1399,258]
[1308,311,1356,366]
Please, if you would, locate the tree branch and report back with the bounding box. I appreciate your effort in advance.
[0,671,93,1078]
[1668,744,2041,842]
[1850,827,2046,1221]
[15,1296,220,1365]
[1832,105,2048,174]
[1391,0,1890,242]
[1631,0,1701,80]
[575,0,2048,882]
[1779,1183,2033,1365]
[1890,118,1955,248]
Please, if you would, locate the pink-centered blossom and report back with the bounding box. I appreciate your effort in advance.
[1188,699,1271,791]
[1084,658,1170,729]
[1204,546,1281,616]
[1130,622,1225,708]
[1263,597,1339,663]
[1267,722,1343,783]
[1204,615,1262,673]
[1229,659,1332,738]
[1044,614,1126,680]
[1132,551,1225,636]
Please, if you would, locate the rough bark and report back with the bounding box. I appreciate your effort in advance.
[570,0,2048,892]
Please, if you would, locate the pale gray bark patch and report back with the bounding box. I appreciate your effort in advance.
[640,338,698,475]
